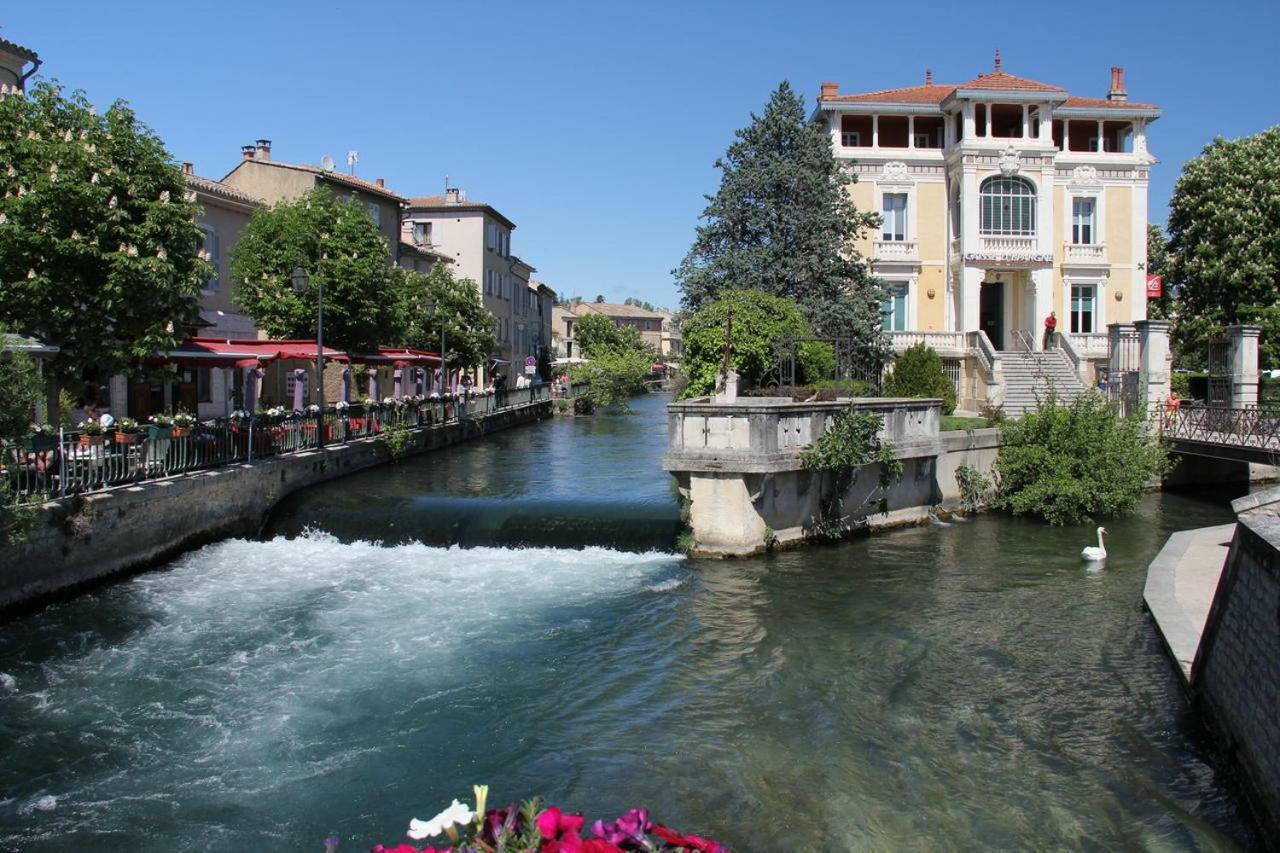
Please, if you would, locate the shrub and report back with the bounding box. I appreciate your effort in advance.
[678,290,832,398]
[954,464,994,513]
[884,343,956,415]
[1170,371,1192,399]
[569,347,652,411]
[993,391,1172,525]
[381,421,413,463]
[799,407,903,537]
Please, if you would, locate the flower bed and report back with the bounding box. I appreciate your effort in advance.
[363,788,726,853]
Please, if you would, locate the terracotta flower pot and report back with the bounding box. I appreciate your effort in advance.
[114,431,141,444]
[171,426,192,438]
[79,434,104,447]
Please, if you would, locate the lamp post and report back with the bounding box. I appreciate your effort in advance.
[291,265,325,447]
[425,297,447,397]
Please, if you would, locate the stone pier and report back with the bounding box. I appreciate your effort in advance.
[663,396,1000,556]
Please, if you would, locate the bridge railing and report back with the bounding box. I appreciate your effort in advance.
[1157,405,1280,451]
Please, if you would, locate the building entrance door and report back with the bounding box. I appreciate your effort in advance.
[979,281,1004,350]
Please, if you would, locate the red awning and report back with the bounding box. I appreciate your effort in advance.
[161,338,351,368]
[349,347,442,366]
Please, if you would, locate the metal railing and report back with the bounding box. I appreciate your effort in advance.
[2,386,552,507]
[1011,329,1035,353]
[1157,405,1280,453]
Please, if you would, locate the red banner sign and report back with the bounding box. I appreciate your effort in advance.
[1146,274,1163,297]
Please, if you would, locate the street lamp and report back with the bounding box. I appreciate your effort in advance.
[291,265,325,447]
[424,297,447,397]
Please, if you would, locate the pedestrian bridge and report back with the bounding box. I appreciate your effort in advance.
[1159,406,1280,466]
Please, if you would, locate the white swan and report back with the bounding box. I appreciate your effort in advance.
[1081,526,1108,561]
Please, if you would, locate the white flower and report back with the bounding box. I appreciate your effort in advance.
[108,195,117,208]
[26,269,36,279]
[0,213,6,225]
[91,172,100,184]
[159,189,170,203]
[156,247,167,260]
[63,129,73,142]
[407,799,474,840]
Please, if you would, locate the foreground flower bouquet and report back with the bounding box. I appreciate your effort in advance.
[361,786,727,853]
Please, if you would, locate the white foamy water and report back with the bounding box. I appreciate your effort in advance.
[0,532,685,851]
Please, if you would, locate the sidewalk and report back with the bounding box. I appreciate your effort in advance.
[1143,523,1235,684]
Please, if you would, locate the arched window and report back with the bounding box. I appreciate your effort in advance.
[980,176,1036,236]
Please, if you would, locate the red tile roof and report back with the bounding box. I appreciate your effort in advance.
[953,71,1065,92]
[407,195,516,229]
[0,37,38,62]
[225,159,407,202]
[826,83,955,105]
[1061,95,1160,110]
[185,173,262,207]
[821,65,1157,111]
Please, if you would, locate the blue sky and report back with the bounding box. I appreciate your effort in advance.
[6,1,1278,308]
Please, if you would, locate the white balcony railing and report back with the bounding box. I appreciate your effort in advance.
[1070,332,1110,358]
[873,239,919,262]
[978,235,1037,253]
[888,330,968,355]
[1064,242,1108,265]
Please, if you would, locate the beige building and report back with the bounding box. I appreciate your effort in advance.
[816,56,1159,408]
[658,311,683,360]
[0,36,39,91]
[552,304,579,360]
[221,140,407,253]
[403,189,527,372]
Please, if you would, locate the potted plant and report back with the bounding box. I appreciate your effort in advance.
[79,419,105,446]
[147,413,174,439]
[114,417,141,444]
[22,423,58,452]
[171,410,196,438]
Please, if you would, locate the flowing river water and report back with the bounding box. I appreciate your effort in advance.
[0,393,1261,850]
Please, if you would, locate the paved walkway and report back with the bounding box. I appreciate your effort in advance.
[1143,523,1236,684]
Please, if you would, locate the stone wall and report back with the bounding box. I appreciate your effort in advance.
[0,402,550,611]
[1192,505,1280,838]
[664,396,1001,556]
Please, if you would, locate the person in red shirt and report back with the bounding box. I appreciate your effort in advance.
[1043,311,1058,350]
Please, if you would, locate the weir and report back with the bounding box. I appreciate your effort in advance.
[663,394,999,556]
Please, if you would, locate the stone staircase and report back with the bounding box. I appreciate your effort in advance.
[999,349,1088,416]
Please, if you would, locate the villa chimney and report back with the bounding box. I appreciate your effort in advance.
[445,187,462,204]
[182,162,194,176]
[1107,66,1128,102]
[925,68,933,86]
[375,177,385,188]
[254,139,272,161]
[819,81,839,100]
[241,145,256,160]
[994,48,1002,73]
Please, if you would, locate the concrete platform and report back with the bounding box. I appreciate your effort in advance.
[1143,523,1235,684]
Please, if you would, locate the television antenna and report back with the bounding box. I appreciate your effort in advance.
[346,150,359,175]
[320,154,335,172]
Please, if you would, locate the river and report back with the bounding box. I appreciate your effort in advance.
[0,393,1260,850]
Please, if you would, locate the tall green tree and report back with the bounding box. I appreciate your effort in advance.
[392,265,497,369]
[231,188,400,351]
[1167,126,1280,368]
[0,81,210,393]
[675,81,884,351]
[1145,225,1173,320]
[0,338,42,544]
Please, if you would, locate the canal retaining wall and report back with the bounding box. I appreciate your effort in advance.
[1189,488,1280,839]
[0,400,551,611]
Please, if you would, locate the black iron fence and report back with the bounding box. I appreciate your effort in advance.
[1157,404,1280,452]
[2,387,552,507]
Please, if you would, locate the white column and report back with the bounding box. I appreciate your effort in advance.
[961,166,979,249]
[1227,325,1261,409]
[961,265,984,333]
[1037,167,1055,257]
[1136,319,1172,409]
[872,115,879,148]
[1097,120,1104,150]
[1063,119,1071,152]
[1022,105,1029,138]
[1040,104,1053,143]
[908,115,915,148]
[962,103,975,139]
[1031,268,1053,350]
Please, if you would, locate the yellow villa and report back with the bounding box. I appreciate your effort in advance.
[816,54,1159,411]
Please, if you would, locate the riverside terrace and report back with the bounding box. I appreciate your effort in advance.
[2,385,571,509]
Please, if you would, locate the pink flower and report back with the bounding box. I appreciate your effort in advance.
[536,806,586,841]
